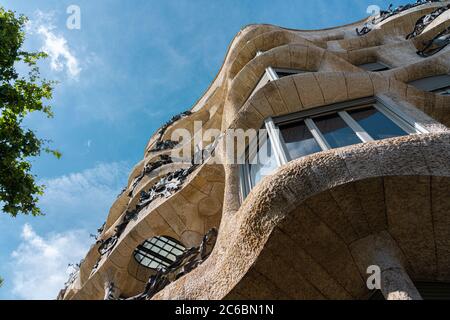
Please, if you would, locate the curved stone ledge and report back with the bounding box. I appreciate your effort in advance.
[152,132,450,300]
[69,161,225,299]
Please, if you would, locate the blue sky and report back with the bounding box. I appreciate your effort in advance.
[0,0,411,299]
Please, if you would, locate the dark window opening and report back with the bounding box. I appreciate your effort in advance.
[408,74,450,96]
[358,62,391,72]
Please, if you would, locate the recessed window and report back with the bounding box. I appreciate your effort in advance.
[347,106,408,140]
[358,62,391,72]
[273,68,306,78]
[279,121,322,160]
[248,67,306,100]
[240,97,426,198]
[134,236,185,271]
[240,133,278,197]
[408,75,450,96]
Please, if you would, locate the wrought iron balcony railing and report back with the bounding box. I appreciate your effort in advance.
[356,0,440,36]
[406,4,450,39]
[417,25,450,56]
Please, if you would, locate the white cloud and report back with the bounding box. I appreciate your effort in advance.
[7,162,130,299]
[10,224,91,300]
[27,10,81,79]
[38,26,81,78]
[39,162,129,210]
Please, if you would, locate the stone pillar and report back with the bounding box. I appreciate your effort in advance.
[350,231,422,300]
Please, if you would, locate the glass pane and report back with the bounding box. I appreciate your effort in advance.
[279,121,322,160]
[248,136,278,188]
[167,254,176,261]
[348,107,407,140]
[143,242,153,249]
[151,248,161,254]
[409,75,450,92]
[433,86,450,96]
[135,253,144,262]
[313,113,362,148]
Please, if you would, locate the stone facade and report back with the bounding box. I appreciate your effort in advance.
[59,1,450,300]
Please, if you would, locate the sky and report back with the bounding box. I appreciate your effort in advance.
[0,0,412,300]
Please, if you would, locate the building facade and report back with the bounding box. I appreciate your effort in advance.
[59,0,450,300]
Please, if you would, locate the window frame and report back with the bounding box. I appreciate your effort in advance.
[248,66,307,101]
[408,75,450,96]
[239,96,427,200]
[134,236,185,271]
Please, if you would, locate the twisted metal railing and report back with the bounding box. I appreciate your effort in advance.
[417,25,450,56]
[149,139,179,152]
[147,110,192,153]
[128,154,173,196]
[407,4,450,39]
[357,0,440,36]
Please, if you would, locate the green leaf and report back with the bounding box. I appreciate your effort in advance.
[1,6,60,217]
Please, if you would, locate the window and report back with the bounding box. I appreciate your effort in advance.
[358,62,391,72]
[134,236,185,271]
[408,75,450,96]
[279,121,322,160]
[240,132,279,198]
[273,68,306,78]
[313,113,362,148]
[347,107,408,140]
[240,97,426,198]
[248,67,306,100]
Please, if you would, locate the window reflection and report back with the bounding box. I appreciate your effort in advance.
[313,113,361,148]
[279,121,322,160]
[248,135,277,187]
[348,107,407,140]
[275,70,304,78]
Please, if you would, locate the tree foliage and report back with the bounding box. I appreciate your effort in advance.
[1,7,60,217]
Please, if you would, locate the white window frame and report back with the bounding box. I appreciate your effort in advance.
[239,96,428,200]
